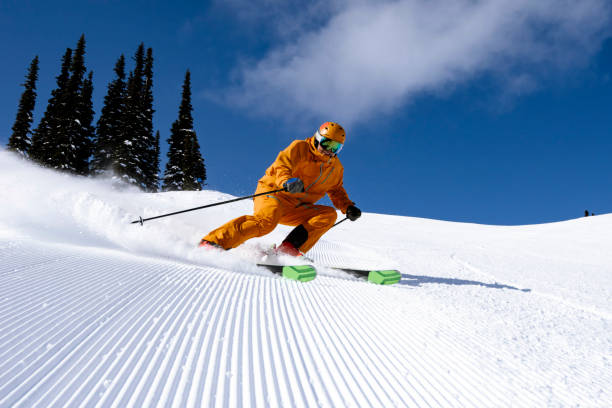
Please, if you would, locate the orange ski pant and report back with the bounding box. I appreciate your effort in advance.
[202,193,338,252]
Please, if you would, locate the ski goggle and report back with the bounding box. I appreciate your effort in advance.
[315,130,343,154]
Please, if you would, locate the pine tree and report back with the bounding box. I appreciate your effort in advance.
[91,55,126,177]
[181,128,207,190]
[63,34,93,175]
[8,56,39,157]
[30,35,94,174]
[162,70,207,191]
[115,44,146,187]
[110,44,160,191]
[141,47,159,191]
[74,70,95,174]
[154,130,161,184]
[162,120,186,191]
[31,48,73,165]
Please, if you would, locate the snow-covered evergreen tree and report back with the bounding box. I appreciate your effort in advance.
[64,35,94,175]
[113,45,144,187]
[180,127,207,191]
[162,70,206,191]
[113,43,159,190]
[74,70,95,175]
[30,35,94,174]
[8,56,39,157]
[91,55,127,177]
[150,130,161,190]
[31,48,73,166]
[141,47,159,191]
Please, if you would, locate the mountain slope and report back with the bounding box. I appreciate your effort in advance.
[0,151,610,407]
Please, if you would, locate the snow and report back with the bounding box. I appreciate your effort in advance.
[0,150,610,407]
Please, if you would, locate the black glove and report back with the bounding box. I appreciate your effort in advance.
[346,205,361,221]
[283,177,304,193]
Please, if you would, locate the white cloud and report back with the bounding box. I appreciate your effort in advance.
[223,0,612,125]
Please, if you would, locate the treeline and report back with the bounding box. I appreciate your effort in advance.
[7,34,206,192]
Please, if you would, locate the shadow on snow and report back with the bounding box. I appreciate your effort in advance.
[399,273,531,292]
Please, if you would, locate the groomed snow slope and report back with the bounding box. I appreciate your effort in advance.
[0,151,610,407]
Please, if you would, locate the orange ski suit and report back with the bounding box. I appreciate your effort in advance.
[202,136,354,252]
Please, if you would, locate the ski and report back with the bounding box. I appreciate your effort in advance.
[204,243,396,284]
[257,263,399,285]
[326,267,402,285]
[257,263,317,282]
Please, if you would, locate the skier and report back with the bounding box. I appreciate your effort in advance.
[199,121,361,257]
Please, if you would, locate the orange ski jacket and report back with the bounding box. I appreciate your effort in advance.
[257,137,354,213]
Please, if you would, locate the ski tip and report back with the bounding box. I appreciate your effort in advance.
[282,265,317,282]
[368,270,401,285]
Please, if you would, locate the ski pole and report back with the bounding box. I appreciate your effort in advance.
[332,216,349,228]
[131,188,286,225]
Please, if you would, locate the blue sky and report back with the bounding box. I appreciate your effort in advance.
[1,0,611,225]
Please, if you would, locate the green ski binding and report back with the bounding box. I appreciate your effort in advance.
[282,265,317,282]
[367,270,401,285]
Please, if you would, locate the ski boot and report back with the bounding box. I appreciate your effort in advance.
[275,241,305,257]
[198,239,225,251]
